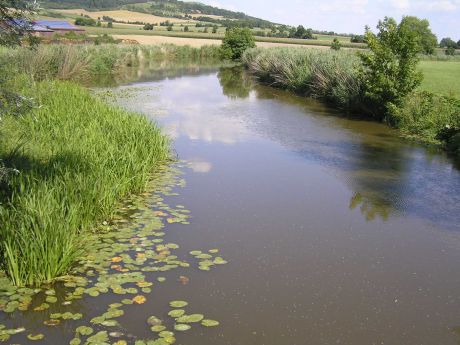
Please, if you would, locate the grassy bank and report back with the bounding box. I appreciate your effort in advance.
[0,44,221,84]
[0,79,170,286]
[0,43,223,286]
[243,47,460,155]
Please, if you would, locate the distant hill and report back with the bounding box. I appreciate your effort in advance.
[42,0,275,27]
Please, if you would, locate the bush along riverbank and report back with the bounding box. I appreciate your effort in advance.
[242,20,460,157]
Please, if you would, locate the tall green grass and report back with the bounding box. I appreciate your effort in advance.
[0,80,170,286]
[0,44,222,83]
[242,47,363,110]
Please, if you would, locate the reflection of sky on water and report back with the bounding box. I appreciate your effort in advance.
[112,67,460,230]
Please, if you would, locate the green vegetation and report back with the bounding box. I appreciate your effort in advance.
[331,38,341,50]
[401,16,437,55]
[242,48,362,109]
[0,80,170,286]
[0,43,222,285]
[243,17,460,155]
[220,27,256,60]
[419,61,460,97]
[359,17,422,119]
[74,16,97,26]
[0,0,38,46]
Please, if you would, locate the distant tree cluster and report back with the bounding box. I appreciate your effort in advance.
[289,25,315,39]
[75,17,97,26]
[439,37,460,55]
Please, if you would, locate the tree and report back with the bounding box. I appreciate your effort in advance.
[445,47,456,56]
[212,25,218,34]
[167,25,173,31]
[0,0,38,46]
[399,16,437,54]
[220,27,256,60]
[331,38,341,50]
[290,25,314,39]
[107,21,113,28]
[0,0,37,182]
[143,23,154,30]
[440,37,457,48]
[350,35,366,43]
[184,25,189,32]
[75,17,96,26]
[359,17,423,119]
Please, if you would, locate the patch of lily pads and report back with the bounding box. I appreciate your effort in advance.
[0,163,226,344]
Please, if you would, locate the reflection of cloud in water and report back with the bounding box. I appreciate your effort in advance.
[187,157,213,173]
[165,105,249,144]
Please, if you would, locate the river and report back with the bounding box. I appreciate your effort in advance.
[2,65,460,345]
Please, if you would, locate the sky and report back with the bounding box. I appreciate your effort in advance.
[191,0,460,39]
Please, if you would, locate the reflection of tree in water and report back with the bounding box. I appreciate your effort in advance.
[238,82,415,222]
[349,192,391,221]
[218,67,254,99]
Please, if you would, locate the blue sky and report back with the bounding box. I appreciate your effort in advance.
[191,0,460,39]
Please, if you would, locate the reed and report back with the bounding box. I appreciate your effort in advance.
[0,80,170,286]
[242,47,363,110]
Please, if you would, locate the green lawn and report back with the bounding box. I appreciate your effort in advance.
[419,60,460,97]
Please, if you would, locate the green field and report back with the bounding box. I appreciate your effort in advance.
[419,61,460,97]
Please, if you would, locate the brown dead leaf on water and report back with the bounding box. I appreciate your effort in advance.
[178,276,190,285]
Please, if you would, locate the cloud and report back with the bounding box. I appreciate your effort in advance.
[389,0,410,10]
[318,0,369,13]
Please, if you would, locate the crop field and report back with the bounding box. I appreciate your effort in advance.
[419,60,460,97]
[56,9,194,24]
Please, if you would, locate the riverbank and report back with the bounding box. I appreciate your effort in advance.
[0,44,222,286]
[0,79,170,286]
[242,47,460,156]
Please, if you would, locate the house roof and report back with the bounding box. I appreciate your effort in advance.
[35,20,84,31]
[0,19,53,32]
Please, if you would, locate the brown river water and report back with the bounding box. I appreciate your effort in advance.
[2,65,460,345]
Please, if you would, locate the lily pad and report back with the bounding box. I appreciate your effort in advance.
[201,319,220,327]
[168,309,185,318]
[174,324,191,331]
[176,314,204,323]
[169,300,188,308]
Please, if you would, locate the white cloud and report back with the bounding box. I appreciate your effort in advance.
[389,0,410,10]
[318,0,369,13]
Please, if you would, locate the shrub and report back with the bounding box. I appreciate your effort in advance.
[391,91,460,149]
[167,25,173,31]
[331,38,341,50]
[359,17,423,120]
[75,17,96,27]
[143,23,154,31]
[184,25,189,32]
[445,47,456,56]
[221,27,256,60]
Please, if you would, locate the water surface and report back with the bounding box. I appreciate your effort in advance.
[106,66,460,345]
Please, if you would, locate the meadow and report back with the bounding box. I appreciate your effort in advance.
[419,60,460,97]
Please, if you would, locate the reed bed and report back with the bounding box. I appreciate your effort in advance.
[0,80,170,286]
[242,47,363,110]
[0,44,222,83]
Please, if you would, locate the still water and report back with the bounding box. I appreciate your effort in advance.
[106,66,460,345]
[4,66,460,345]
